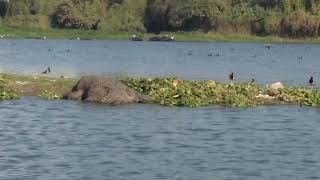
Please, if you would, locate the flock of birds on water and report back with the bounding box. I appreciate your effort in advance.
[227,71,315,87]
[41,43,316,87]
[184,43,315,87]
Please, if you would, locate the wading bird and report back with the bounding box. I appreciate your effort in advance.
[41,67,51,74]
[309,76,315,86]
[229,72,235,81]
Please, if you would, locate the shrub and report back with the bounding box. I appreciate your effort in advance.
[7,0,30,16]
[0,1,8,17]
[144,0,172,33]
[6,0,40,16]
[3,15,50,29]
[51,0,107,30]
[263,13,282,35]
[168,0,227,32]
[103,0,147,32]
[281,10,320,37]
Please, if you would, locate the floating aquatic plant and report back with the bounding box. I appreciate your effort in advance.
[0,89,19,100]
[122,78,263,107]
[40,90,61,100]
[122,77,320,107]
[277,87,320,106]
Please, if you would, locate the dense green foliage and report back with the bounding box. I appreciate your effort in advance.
[0,89,19,100]
[144,0,320,37]
[40,90,61,100]
[278,87,320,106]
[1,0,146,31]
[2,0,320,37]
[0,75,19,100]
[122,77,320,107]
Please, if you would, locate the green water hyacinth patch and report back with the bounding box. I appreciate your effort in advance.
[122,78,262,107]
[40,90,61,100]
[0,89,19,100]
[122,77,320,107]
[277,87,320,106]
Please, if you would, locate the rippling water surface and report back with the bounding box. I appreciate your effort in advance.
[0,39,320,86]
[0,98,320,179]
[1,39,320,179]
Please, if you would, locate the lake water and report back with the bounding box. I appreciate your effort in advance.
[1,39,320,179]
[0,39,320,86]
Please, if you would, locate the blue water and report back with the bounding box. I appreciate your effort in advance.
[0,39,320,179]
[0,39,319,86]
[1,98,320,179]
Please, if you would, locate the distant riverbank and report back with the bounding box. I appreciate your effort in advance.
[1,27,320,44]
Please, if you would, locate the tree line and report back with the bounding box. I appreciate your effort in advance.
[1,0,320,37]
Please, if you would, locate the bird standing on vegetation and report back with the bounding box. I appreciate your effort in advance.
[229,72,235,81]
[251,78,255,83]
[309,76,315,86]
[41,67,51,74]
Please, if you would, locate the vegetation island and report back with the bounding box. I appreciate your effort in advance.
[1,73,320,108]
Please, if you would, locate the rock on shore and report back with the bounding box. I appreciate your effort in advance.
[64,76,152,105]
